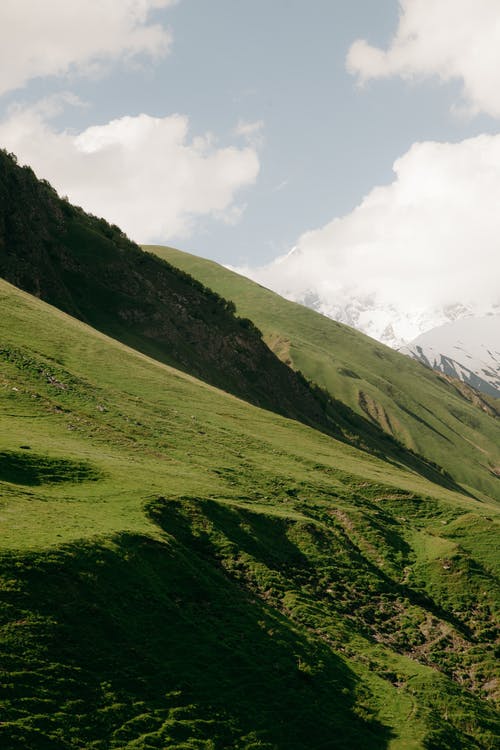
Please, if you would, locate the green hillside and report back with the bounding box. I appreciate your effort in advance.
[146,246,500,503]
[0,149,341,436]
[1,276,499,749]
[0,148,473,493]
[0,151,498,748]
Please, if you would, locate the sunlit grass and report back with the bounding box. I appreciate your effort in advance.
[0,277,498,749]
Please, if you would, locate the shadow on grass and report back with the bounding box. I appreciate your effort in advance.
[0,449,101,486]
[151,498,478,670]
[0,517,393,749]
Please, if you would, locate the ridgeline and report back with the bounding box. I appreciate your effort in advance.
[0,151,498,749]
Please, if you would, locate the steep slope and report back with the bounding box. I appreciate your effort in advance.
[0,148,336,435]
[0,148,473,491]
[1,278,499,749]
[401,316,500,399]
[146,246,500,502]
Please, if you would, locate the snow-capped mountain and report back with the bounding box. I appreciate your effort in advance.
[292,292,483,350]
[400,315,500,398]
[240,248,500,349]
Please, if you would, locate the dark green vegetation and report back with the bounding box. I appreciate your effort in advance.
[0,149,335,433]
[147,246,500,504]
[0,154,498,748]
[0,448,100,486]
[0,148,476,496]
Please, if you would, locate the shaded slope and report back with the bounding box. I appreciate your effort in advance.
[147,246,500,502]
[0,278,499,749]
[0,149,333,434]
[0,535,389,750]
[0,149,472,492]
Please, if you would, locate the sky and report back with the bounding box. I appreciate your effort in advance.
[1,1,500,342]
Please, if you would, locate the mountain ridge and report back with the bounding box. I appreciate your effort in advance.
[1,148,475,492]
[401,316,500,399]
[146,245,500,503]
[0,148,340,438]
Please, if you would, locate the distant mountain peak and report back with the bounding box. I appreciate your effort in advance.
[401,315,500,398]
[289,291,490,349]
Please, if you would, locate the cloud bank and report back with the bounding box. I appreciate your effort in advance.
[0,0,175,96]
[0,101,260,242]
[240,3,500,344]
[347,0,500,118]
[243,134,500,343]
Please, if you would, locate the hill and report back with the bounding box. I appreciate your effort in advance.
[0,148,473,492]
[0,150,499,748]
[0,148,339,436]
[146,246,500,503]
[0,276,499,749]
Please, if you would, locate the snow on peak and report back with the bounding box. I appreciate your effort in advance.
[401,315,500,397]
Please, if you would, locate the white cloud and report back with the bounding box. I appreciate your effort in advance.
[233,120,265,148]
[0,0,175,96]
[346,0,500,118]
[243,134,500,344]
[0,101,260,241]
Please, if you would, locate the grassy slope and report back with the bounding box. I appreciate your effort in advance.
[1,278,499,749]
[146,246,500,503]
[0,148,348,438]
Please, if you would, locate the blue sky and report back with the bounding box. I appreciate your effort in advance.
[0,0,496,264]
[1,0,500,341]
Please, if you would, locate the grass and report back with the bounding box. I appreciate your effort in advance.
[0,277,499,748]
[145,246,500,504]
[1,147,349,443]
[0,449,101,486]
